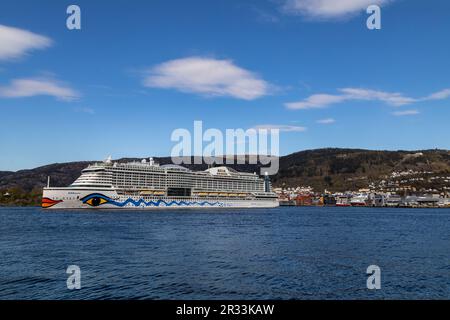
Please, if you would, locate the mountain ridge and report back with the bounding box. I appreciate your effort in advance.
[1,148,449,206]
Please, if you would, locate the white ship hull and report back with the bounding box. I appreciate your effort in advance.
[42,158,279,210]
[42,188,279,209]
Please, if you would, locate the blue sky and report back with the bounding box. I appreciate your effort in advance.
[0,0,449,171]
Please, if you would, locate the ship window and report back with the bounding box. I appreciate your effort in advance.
[167,188,191,197]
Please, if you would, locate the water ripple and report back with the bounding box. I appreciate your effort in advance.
[0,206,449,299]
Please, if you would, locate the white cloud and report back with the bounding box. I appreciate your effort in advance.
[392,110,420,116]
[0,77,79,101]
[340,88,416,106]
[143,57,270,100]
[425,88,450,101]
[317,118,336,124]
[0,24,52,61]
[253,124,307,132]
[285,94,346,110]
[282,0,391,19]
[285,87,450,110]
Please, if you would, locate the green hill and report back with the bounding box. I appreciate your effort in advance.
[272,148,450,191]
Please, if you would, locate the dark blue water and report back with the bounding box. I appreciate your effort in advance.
[0,207,449,299]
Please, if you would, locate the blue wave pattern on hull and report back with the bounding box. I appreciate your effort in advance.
[81,193,224,207]
[113,198,224,207]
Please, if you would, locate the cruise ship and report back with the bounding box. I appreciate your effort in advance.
[42,157,279,209]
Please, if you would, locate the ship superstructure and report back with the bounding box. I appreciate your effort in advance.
[42,157,279,209]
